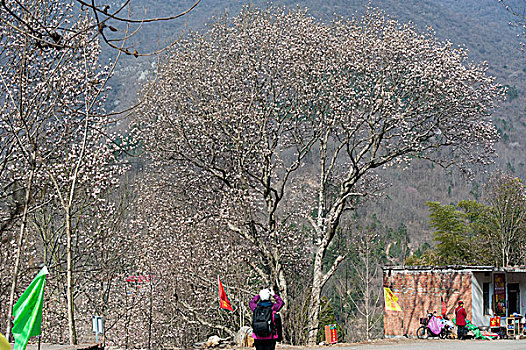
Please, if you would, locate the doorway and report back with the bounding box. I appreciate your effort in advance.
[507,283,520,315]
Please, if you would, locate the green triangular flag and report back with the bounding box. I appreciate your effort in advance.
[12,266,48,350]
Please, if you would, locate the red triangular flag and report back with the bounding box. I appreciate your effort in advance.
[218,276,233,311]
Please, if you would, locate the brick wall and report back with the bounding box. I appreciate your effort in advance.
[383,269,472,337]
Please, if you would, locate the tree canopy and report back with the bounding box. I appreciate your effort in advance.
[134,5,503,344]
[407,172,526,267]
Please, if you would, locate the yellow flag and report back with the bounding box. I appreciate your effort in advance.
[0,332,10,350]
[384,287,402,311]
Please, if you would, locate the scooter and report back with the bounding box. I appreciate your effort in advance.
[416,312,452,339]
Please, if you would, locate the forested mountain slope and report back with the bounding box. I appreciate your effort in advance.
[113,0,525,248]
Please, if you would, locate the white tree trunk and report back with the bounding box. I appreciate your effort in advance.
[364,242,370,341]
[66,207,77,344]
[5,170,34,341]
[307,254,324,345]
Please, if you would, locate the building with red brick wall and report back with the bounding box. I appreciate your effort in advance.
[383,266,526,337]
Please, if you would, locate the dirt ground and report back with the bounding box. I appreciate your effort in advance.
[277,337,526,350]
[15,337,526,350]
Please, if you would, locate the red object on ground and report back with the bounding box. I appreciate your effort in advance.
[324,325,338,344]
[490,316,501,327]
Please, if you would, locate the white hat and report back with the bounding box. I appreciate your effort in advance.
[259,288,271,301]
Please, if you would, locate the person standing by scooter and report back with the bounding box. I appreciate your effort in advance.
[455,300,467,340]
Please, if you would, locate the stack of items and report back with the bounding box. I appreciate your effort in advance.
[506,313,524,338]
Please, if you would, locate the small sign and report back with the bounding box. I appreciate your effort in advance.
[324,324,338,344]
[92,315,104,334]
[490,316,501,327]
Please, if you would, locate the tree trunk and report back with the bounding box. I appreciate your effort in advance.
[5,34,33,342]
[364,242,370,341]
[279,269,288,302]
[5,170,34,341]
[66,207,77,344]
[306,251,324,345]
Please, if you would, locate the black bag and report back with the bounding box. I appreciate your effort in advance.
[274,313,283,342]
[252,304,273,337]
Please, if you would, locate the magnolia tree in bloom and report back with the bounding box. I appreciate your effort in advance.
[116,161,313,346]
[0,0,124,344]
[121,170,257,347]
[136,6,502,344]
[119,165,314,346]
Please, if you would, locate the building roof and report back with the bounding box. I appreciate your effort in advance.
[383,265,526,273]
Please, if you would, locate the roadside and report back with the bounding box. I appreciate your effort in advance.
[16,337,526,350]
[279,337,526,350]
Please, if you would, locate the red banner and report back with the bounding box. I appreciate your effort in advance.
[126,275,152,283]
[218,276,233,311]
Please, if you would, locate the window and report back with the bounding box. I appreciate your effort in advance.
[483,282,490,315]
